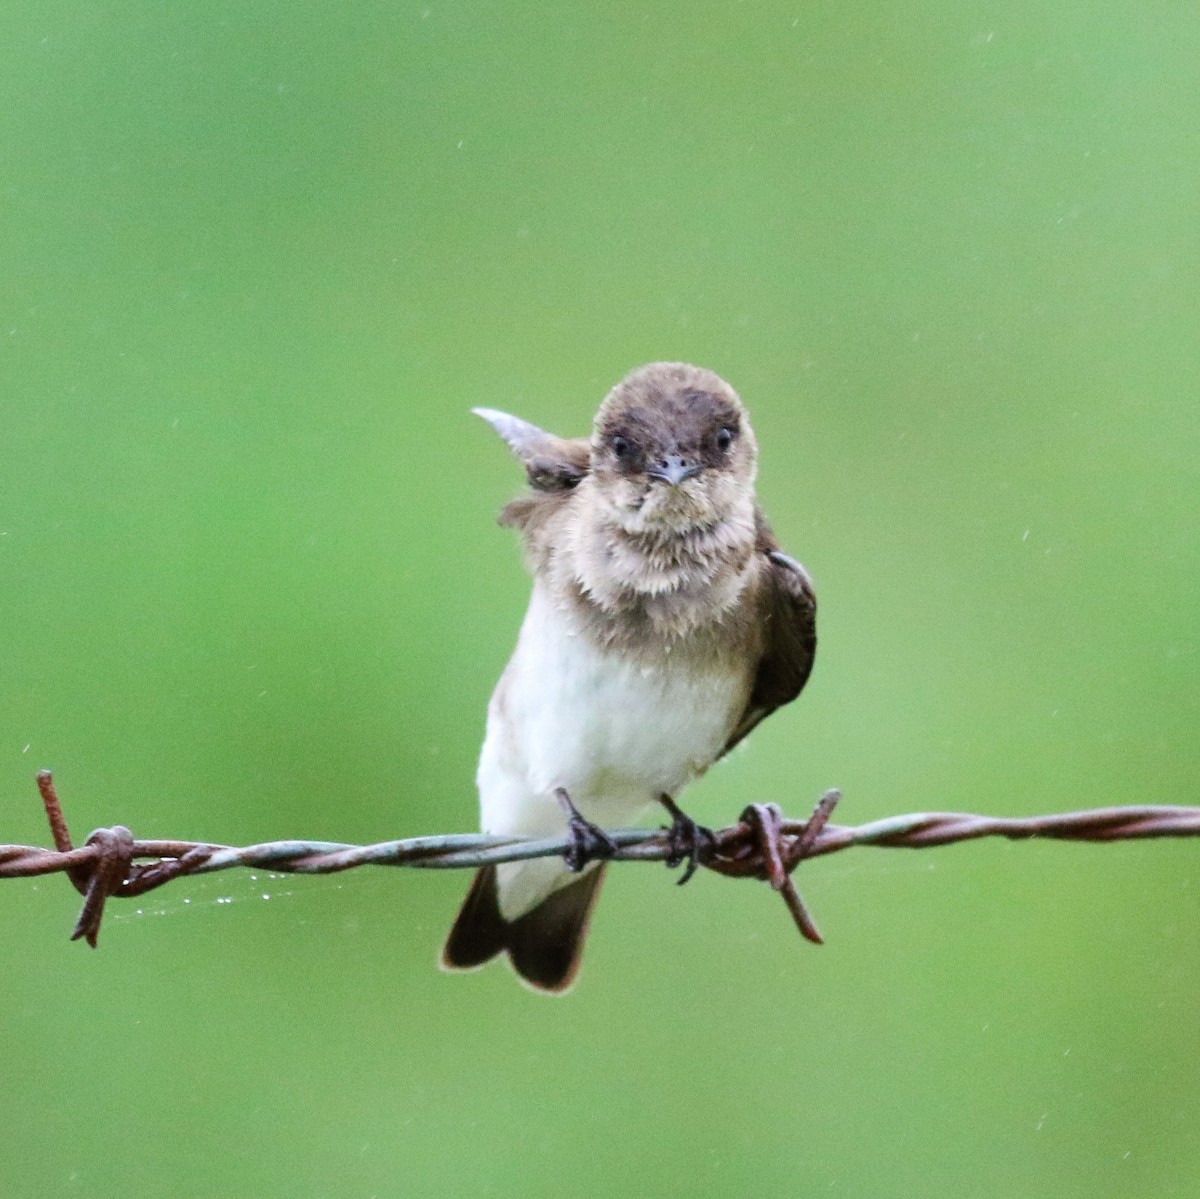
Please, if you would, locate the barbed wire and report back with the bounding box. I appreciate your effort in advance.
[4,771,1199,949]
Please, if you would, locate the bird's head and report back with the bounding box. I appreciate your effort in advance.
[590,362,758,534]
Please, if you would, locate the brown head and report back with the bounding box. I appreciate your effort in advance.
[590,362,758,535]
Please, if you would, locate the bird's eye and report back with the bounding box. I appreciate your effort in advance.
[715,426,736,452]
[611,435,630,459]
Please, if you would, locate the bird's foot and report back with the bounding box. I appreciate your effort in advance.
[658,795,716,886]
[554,787,618,873]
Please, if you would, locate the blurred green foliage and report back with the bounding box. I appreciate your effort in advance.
[2,3,1197,1195]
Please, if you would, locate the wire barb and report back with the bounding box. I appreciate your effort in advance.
[4,773,1200,951]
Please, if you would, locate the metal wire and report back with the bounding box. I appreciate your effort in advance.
[4,771,1199,948]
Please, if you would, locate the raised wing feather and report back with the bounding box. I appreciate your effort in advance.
[473,408,590,492]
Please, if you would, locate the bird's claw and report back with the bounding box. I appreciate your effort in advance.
[554,787,618,872]
[659,795,716,885]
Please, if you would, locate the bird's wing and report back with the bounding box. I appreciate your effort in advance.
[720,517,817,758]
[473,408,590,491]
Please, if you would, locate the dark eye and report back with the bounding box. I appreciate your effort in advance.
[715,426,736,452]
[611,435,630,459]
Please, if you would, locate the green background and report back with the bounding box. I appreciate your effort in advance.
[3,3,1198,1196]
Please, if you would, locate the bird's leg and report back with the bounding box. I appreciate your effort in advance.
[554,787,618,873]
[658,794,716,885]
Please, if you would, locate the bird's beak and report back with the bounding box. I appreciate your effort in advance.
[648,454,701,486]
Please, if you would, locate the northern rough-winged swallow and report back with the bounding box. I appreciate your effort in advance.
[441,362,817,992]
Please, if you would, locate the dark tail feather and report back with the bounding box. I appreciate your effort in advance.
[441,864,607,994]
[441,865,509,971]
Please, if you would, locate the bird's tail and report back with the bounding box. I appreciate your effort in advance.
[440,864,606,994]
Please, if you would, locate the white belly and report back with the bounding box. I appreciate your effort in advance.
[477,583,750,918]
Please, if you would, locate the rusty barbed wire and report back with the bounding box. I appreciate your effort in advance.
[3,771,1199,949]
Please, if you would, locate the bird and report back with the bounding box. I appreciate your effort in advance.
[441,362,817,993]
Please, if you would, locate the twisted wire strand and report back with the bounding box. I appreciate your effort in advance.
[4,772,1199,948]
